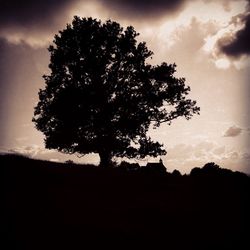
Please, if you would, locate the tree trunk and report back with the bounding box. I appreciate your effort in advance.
[99,151,112,167]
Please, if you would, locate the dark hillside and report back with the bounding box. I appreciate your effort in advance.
[1,154,250,249]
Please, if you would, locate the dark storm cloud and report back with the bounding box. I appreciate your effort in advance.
[217,13,250,57]
[217,0,250,58]
[100,0,188,19]
[0,0,75,31]
[0,0,188,29]
[0,0,189,42]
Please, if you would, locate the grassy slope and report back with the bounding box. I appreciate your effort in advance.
[1,154,250,250]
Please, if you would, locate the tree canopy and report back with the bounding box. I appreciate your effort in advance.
[33,16,200,166]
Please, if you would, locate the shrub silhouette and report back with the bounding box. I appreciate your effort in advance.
[33,16,200,167]
[190,167,201,176]
[172,169,181,177]
[203,162,220,172]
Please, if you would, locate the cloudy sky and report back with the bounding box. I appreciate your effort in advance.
[1,0,250,174]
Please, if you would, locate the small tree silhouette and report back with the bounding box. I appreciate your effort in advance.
[33,16,200,167]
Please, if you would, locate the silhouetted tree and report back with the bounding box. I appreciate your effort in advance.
[33,16,200,167]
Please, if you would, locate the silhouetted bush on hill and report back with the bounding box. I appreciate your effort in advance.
[172,169,182,177]
[1,154,250,250]
[190,162,249,183]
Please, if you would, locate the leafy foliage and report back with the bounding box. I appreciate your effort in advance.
[33,16,200,166]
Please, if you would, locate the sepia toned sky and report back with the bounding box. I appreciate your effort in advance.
[0,0,250,174]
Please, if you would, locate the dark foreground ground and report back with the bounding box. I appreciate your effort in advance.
[1,154,250,250]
